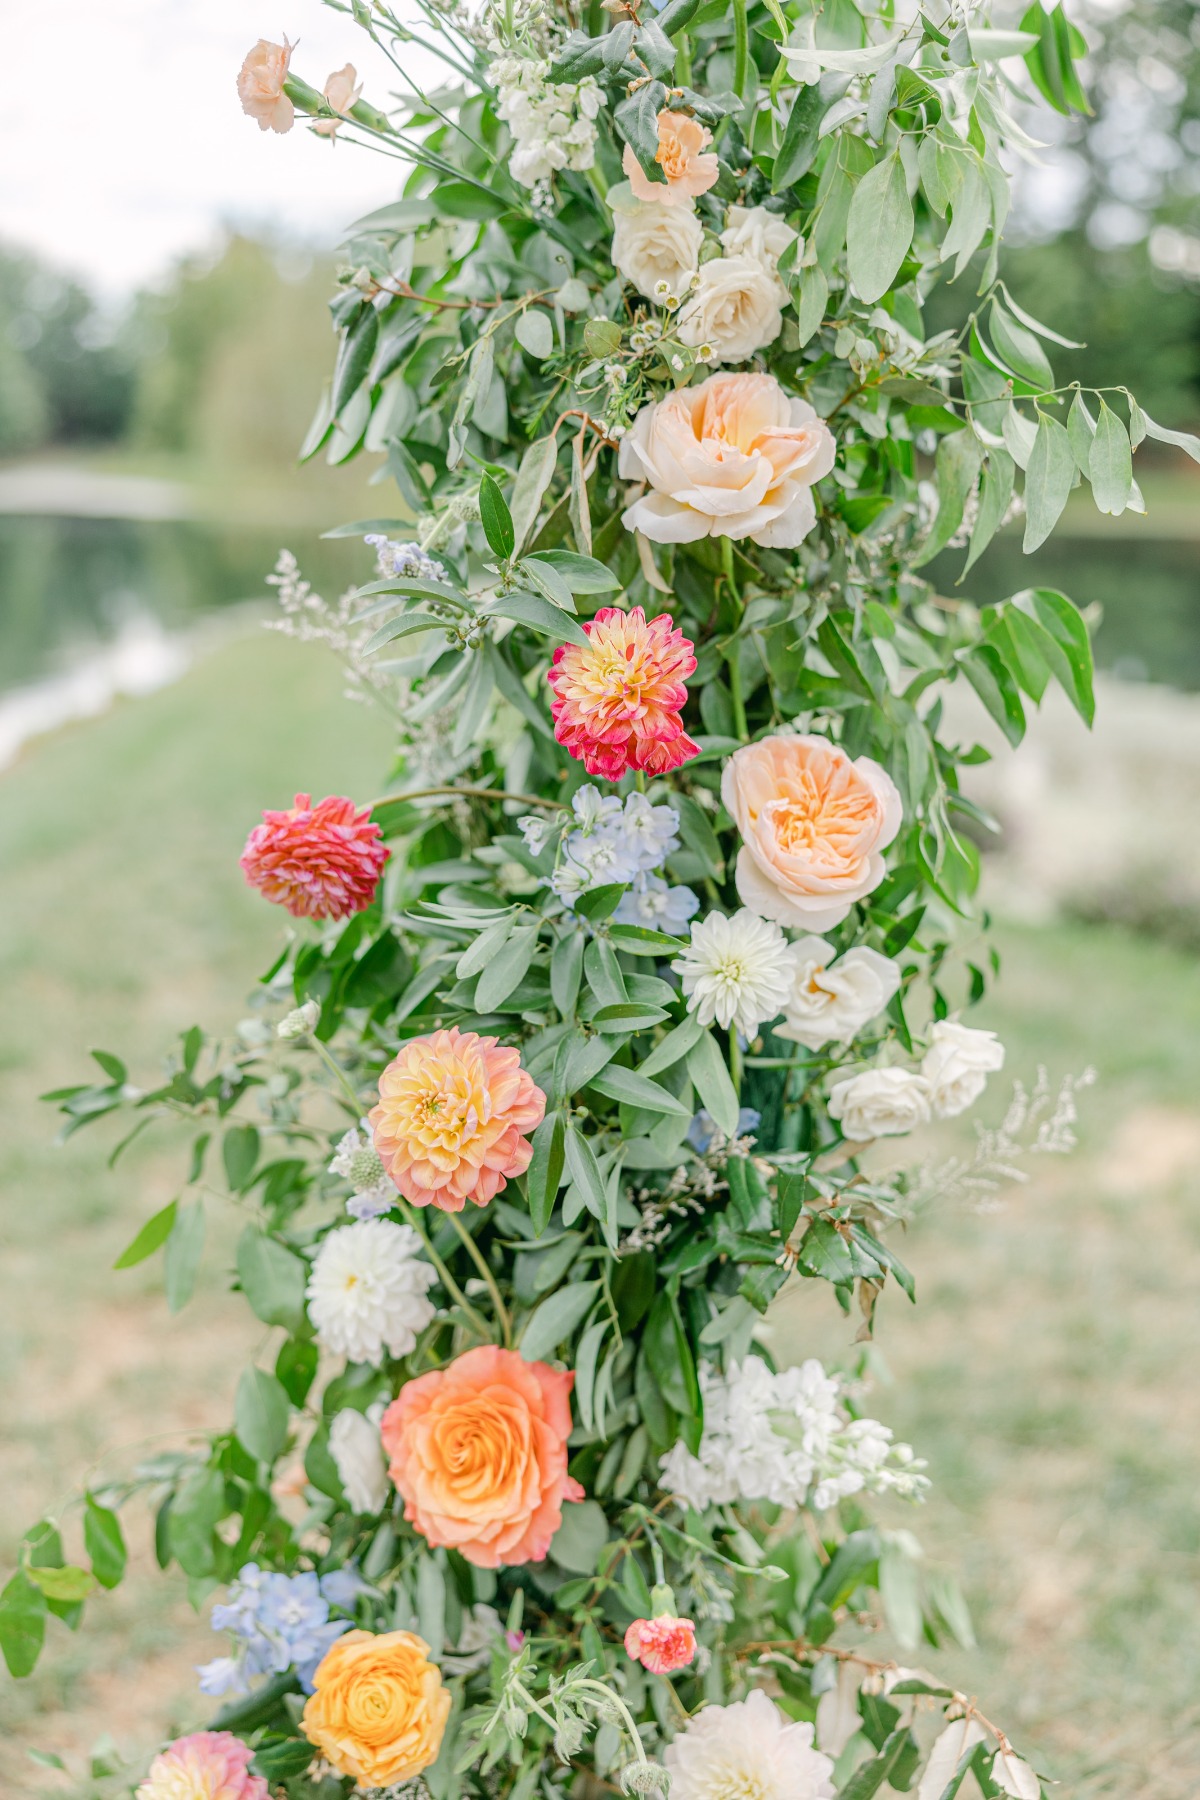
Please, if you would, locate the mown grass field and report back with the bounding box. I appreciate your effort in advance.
[1,628,1197,1797]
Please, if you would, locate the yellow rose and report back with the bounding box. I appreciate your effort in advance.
[302,1629,450,1788]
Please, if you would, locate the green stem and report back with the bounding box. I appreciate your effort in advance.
[447,1210,513,1348]
[399,1203,494,1340]
[721,537,749,742]
[730,1034,743,1099]
[733,0,750,112]
[311,1038,366,1118]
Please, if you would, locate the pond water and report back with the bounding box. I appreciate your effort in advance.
[0,511,1196,704]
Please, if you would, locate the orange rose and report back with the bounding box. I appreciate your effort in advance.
[302,1629,450,1788]
[721,733,902,931]
[381,1345,584,1568]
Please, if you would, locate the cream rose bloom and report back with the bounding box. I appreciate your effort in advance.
[721,734,902,931]
[828,1067,932,1141]
[777,937,901,1050]
[676,254,786,363]
[721,204,800,284]
[623,110,719,206]
[611,187,703,302]
[237,38,295,135]
[921,1021,1005,1117]
[619,371,835,548]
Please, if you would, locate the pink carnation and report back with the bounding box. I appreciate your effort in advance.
[624,1613,698,1674]
[369,1027,546,1213]
[547,606,699,781]
[240,792,389,921]
[136,1731,268,1800]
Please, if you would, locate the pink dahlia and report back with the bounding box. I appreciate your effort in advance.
[136,1730,269,1800]
[624,1613,698,1674]
[240,792,389,921]
[547,606,699,781]
[369,1028,546,1213]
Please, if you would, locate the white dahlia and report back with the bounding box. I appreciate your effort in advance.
[306,1219,437,1365]
[664,1689,834,1800]
[672,909,793,1038]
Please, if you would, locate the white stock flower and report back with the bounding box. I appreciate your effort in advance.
[672,909,793,1038]
[663,1688,834,1800]
[921,1021,1005,1117]
[776,938,901,1051]
[676,254,786,363]
[329,1402,389,1513]
[720,205,800,286]
[306,1219,437,1365]
[611,188,704,302]
[827,1066,932,1141]
[491,54,602,188]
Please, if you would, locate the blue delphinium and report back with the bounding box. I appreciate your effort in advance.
[197,1563,358,1697]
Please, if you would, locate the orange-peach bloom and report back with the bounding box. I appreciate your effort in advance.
[547,606,699,780]
[721,734,902,931]
[623,110,719,206]
[619,371,836,548]
[369,1028,546,1213]
[381,1345,584,1568]
[302,1629,450,1788]
[237,38,295,134]
[624,1613,698,1674]
[314,63,362,138]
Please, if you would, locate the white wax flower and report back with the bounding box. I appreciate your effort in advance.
[827,1066,932,1141]
[611,187,704,302]
[672,909,793,1038]
[776,937,901,1050]
[306,1219,437,1365]
[329,1402,389,1514]
[663,1689,834,1800]
[676,254,786,362]
[921,1021,1005,1117]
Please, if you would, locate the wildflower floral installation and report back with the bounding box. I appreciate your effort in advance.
[8,0,1187,1795]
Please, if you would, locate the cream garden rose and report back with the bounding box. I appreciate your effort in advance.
[721,733,902,930]
[827,1066,932,1141]
[611,187,703,302]
[720,204,800,281]
[922,1021,1005,1116]
[619,371,836,547]
[677,253,786,362]
[778,937,901,1050]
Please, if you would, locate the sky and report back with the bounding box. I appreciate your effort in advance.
[0,0,439,297]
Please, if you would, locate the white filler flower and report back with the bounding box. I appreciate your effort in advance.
[921,1020,1005,1117]
[777,937,901,1051]
[663,1689,835,1800]
[827,1066,932,1140]
[329,1402,389,1513]
[673,909,793,1038]
[329,1121,399,1220]
[306,1219,437,1365]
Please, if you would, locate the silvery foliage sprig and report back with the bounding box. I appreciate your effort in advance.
[906,1065,1098,1212]
[463,1642,661,1788]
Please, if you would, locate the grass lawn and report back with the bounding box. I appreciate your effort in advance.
[1,629,1197,1796]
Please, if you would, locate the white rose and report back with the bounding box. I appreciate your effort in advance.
[721,204,800,288]
[329,1403,389,1514]
[676,254,785,363]
[827,1066,932,1141]
[921,1021,1005,1117]
[611,188,704,302]
[777,937,901,1050]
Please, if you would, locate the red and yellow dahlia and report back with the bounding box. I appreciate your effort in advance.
[547,605,699,781]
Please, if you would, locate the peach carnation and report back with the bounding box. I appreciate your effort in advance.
[240,792,389,921]
[369,1028,546,1213]
[722,734,902,931]
[237,38,295,134]
[623,110,719,206]
[547,606,699,781]
[136,1731,267,1800]
[314,63,362,138]
[381,1345,584,1567]
[620,371,836,548]
[302,1628,450,1788]
[624,1613,698,1674]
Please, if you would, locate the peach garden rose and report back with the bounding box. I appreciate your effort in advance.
[381,1345,584,1567]
[623,109,719,206]
[619,371,836,547]
[721,733,902,931]
[302,1628,450,1787]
